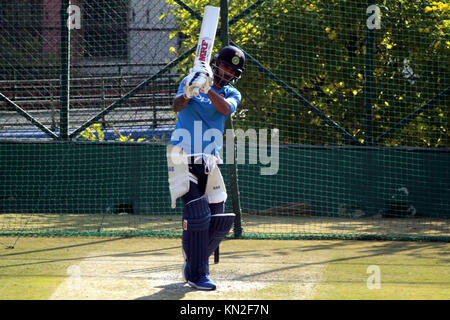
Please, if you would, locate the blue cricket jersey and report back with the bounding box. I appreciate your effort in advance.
[170,76,241,157]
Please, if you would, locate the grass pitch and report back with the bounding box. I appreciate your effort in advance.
[1,213,448,241]
[0,236,448,300]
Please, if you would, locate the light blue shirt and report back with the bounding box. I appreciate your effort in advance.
[170,76,241,157]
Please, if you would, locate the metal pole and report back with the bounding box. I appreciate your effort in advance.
[0,93,58,139]
[220,0,243,238]
[59,0,71,140]
[364,0,375,146]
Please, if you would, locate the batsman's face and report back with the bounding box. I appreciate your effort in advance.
[214,62,238,88]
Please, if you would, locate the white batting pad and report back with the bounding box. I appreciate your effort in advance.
[167,145,192,209]
[204,155,227,204]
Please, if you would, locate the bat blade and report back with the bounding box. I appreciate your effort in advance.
[194,6,220,65]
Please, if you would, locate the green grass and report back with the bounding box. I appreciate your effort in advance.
[0,237,448,300]
[0,237,132,300]
[310,241,450,299]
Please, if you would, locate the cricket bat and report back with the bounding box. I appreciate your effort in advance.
[192,6,220,96]
[195,7,221,261]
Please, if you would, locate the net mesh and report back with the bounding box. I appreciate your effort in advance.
[0,0,449,241]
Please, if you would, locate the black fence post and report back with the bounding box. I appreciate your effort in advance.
[364,0,376,146]
[220,0,243,238]
[59,0,71,140]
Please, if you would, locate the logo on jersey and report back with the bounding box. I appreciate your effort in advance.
[194,94,212,104]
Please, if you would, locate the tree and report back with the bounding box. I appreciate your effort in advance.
[167,0,449,147]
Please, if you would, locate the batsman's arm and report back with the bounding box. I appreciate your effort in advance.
[207,90,231,116]
[173,85,230,115]
[172,94,190,112]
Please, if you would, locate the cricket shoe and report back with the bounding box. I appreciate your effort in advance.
[187,275,217,291]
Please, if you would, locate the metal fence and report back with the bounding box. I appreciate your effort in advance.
[0,0,449,241]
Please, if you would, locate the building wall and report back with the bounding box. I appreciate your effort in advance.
[41,0,179,75]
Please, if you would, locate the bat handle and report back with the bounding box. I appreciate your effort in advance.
[214,246,219,264]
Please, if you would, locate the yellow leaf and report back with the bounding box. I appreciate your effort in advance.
[307,4,316,11]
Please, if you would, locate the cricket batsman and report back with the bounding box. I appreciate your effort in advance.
[167,46,245,290]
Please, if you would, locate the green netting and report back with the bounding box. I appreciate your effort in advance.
[0,1,449,241]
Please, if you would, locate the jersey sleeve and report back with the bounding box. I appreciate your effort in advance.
[225,87,241,115]
[176,77,187,96]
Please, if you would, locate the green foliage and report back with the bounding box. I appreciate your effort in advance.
[79,124,147,142]
[79,124,105,141]
[167,0,449,147]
